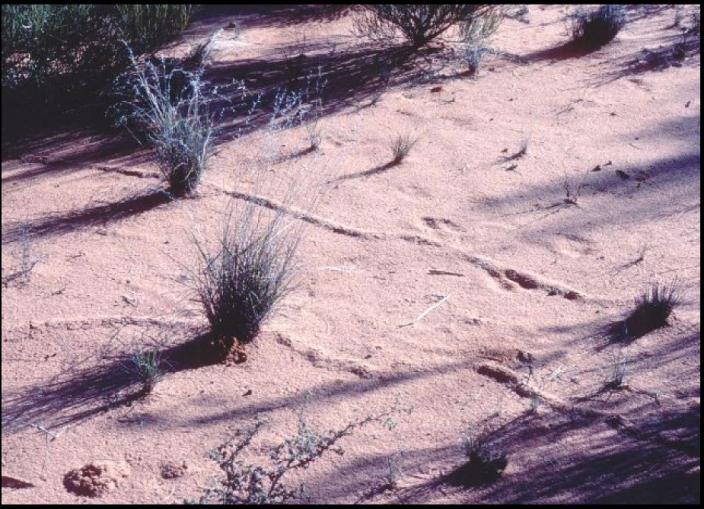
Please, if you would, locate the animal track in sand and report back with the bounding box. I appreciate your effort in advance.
[552,233,595,258]
[274,333,372,378]
[421,216,464,233]
[216,186,589,302]
[94,165,160,180]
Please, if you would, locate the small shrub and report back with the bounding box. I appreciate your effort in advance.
[450,431,507,485]
[193,203,301,350]
[458,10,502,78]
[570,5,626,50]
[112,45,215,197]
[464,46,489,76]
[354,5,499,47]
[389,134,418,165]
[198,399,411,504]
[1,227,41,288]
[623,282,681,340]
[604,356,628,390]
[384,453,403,489]
[561,175,584,206]
[125,349,162,396]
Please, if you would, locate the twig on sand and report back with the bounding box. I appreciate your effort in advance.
[399,294,450,327]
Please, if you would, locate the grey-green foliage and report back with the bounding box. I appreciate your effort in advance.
[1,227,41,288]
[112,44,215,197]
[125,349,163,395]
[462,429,508,479]
[354,4,502,47]
[199,400,412,504]
[460,8,504,75]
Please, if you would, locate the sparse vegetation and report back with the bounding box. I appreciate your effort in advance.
[125,349,163,396]
[1,227,41,288]
[384,453,403,489]
[197,399,411,504]
[459,6,504,76]
[354,5,501,47]
[569,5,626,50]
[561,174,586,206]
[605,355,628,391]
[457,430,508,484]
[464,46,489,76]
[390,134,418,165]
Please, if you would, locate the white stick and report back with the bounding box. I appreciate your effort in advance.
[399,294,450,327]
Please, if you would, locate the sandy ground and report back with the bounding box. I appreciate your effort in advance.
[1,5,700,504]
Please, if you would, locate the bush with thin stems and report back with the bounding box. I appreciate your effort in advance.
[192,201,301,351]
[197,398,412,504]
[390,134,418,165]
[569,5,626,50]
[354,4,500,48]
[111,43,215,197]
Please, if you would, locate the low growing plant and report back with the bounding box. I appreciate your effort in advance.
[354,4,499,47]
[125,349,163,396]
[569,5,626,50]
[390,134,418,165]
[623,282,681,340]
[198,399,412,504]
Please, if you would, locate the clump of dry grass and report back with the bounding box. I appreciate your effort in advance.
[389,134,418,165]
[623,282,681,340]
[192,202,300,351]
[569,5,626,50]
[111,43,215,197]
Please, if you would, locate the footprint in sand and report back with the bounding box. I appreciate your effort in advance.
[553,233,595,258]
[421,217,464,233]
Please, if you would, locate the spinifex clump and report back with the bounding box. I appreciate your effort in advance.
[193,204,300,358]
[623,282,681,340]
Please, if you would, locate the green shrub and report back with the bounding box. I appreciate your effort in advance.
[1,4,195,136]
